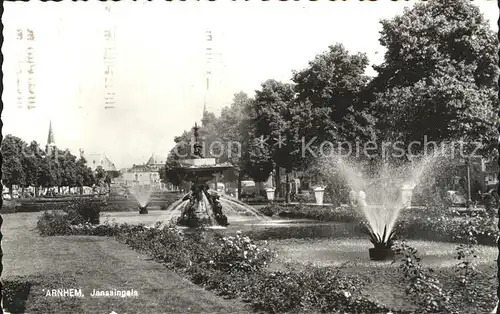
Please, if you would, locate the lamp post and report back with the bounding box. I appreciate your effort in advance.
[466,157,472,208]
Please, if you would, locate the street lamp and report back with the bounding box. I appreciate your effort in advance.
[465,157,472,208]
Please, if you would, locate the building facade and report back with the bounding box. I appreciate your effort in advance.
[80,151,117,172]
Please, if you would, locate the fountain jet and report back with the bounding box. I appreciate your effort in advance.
[317,150,447,260]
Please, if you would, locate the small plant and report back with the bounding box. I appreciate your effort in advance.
[394,240,456,313]
[452,216,482,307]
[367,225,396,250]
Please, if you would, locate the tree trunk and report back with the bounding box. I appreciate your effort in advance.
[285,171,291,204]
[275,165,281,199]
[35,186,39,197]
[237,171,243,201]
[80,186,84,195]
[256,182,263,197]
[9,186,12,199]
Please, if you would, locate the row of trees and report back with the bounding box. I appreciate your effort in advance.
[1,135,112,197]
[163,0,498,201]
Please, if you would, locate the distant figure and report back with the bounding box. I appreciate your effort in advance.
[358,190,367,209]
[349,187,358,208]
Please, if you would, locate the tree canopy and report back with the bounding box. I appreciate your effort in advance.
[369,0,498,156]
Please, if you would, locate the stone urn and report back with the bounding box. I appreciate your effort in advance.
[265,187,276,202]
[313,186,325,205]
[401,185,414,208]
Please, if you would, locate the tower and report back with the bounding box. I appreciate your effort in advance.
[46,121,56,155]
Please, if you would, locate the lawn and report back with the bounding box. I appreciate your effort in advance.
[2,212,251,313]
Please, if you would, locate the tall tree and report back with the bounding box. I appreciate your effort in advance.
[252,80,298,201]
[292,43,375,163]
[75,157,95,194]
[1,135,26,197]
[369,0,498,156]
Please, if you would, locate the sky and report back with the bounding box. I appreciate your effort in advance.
[2,0,498,169]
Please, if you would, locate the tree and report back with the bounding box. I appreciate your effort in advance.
[75,157,95,194]
[162,156,186,188]
[252,80,299,201]
[1,135,26,197]
[22,141,43,196]
[292,43,375,167]
[215,92,270,197]
[369,0,498,156]
[56,149,78,193]
[95,166,107,183]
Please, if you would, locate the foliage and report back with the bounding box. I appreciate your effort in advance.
[394,241,455,313]
[370,0,499,154]
[37,211,73,236]
[2,135,27,192]
[258,204,362,222]
[292,43,375,162]
[2,279,32,314]
[66,197,101,224]
[251,79,299,174]
[1,135,96,196]
[366,225,396,250]
[451,215,482,307]
[244,264,390,314]
[37,198,102,235]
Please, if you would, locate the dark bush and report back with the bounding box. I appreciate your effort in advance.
[244,266,390,314]
[37,211,73,236]
[259,204,360,222]
[3,279,32,314]
[66,197,101,224]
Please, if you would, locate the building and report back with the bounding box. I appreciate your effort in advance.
[120,164,161,187]
[145,153,167,171]
[80,151,117,172]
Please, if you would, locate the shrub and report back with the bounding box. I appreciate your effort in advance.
[1,200,20,213]
[292,193,315,203]
[394,240,456,313]
[258,204,360,222]
[3,279,32,314]
[67,198,101,224]
[244,264,391,314]
[37,211,73,236]
[210,231,273,273]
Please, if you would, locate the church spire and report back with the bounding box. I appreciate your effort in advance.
[47,120,55,145]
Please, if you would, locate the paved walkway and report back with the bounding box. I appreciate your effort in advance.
[2,212,249,313]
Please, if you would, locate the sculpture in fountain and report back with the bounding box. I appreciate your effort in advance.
[171,123,232,228]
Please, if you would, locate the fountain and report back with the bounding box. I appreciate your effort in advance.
[318,153,440,261]
[167,123,235,228]
[129,186,151,214]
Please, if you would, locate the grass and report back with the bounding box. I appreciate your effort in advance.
[3,212,251,313]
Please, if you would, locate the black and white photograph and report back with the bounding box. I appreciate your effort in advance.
[1,0,499,313]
